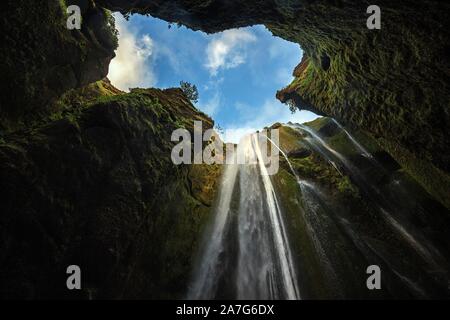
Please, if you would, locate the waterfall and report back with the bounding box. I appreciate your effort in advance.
[188,119,449,299]
[263,134,299,180]
[331,119,373,158]
[188,134,300,300]
[263,133,343,296]
[288,121,449,279]
[251,134,300,299]
[187,150,239,299]
[290,123,350,169]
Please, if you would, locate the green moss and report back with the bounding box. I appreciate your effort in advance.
[291,156,322,178]
[300,119,450,209]
[0,72,225,297]
[59,0,67,13]
[303,118,380,159]
[276,121,362,199]
[1,1,119,131]
[302,117,329,132]
[102,8,119,49]
[336,175,359,198]
[267,1,449,187]
[297,63,315,89]
[272,167,338,298]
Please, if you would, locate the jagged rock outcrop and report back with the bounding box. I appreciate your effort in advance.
[0,0,117,129]
[0,83,221,299]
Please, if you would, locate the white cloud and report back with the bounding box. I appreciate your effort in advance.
[108,14,156,91]
[222,98,320,144]
[222,127,258,144]
[199,91,221,116]
[275,67,294,86]
[199,77,225,116]
[205,29,257,76]
[153,43,184,76]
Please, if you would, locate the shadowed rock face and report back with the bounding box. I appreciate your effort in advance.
[0,0,117,128]
[273,120,450,299]
[0,85,221,299]
[97,0,286,32]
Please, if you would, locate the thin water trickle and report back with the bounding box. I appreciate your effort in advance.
[187,150,239,299]
[263,134,299,180]
[288,120,449,277]
[331,119,373,159]
[263,133,342,295]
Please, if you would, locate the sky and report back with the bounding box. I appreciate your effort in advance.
[107,14,319,143]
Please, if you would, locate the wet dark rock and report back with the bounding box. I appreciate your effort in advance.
[274,119,450,299]
[271,122,282,129]
[0,86,221,299]
[287,148,312,159]
[0,0,117,129]
[317,120,339,137]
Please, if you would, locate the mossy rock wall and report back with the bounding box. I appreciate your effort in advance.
[0,0,117,130]
[0,86,221,299]
[271,119,450,299]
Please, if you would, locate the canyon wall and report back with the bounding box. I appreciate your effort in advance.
[0,0,449,298]
[0,83,221,298]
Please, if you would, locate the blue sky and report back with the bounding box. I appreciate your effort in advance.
[108,14,319,143]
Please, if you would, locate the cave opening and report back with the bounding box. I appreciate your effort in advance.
[106,13,320,143]
[320,53,331,71]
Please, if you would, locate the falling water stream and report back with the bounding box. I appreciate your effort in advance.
[289,121,450,288]
[188,135,300,299]
[331,119,373,159]
[187,154,239,299]
[188,119,450,299]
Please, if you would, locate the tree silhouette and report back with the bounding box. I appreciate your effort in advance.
[180,81,199,103]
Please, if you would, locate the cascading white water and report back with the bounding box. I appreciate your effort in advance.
[263,135,299,180]
[187,150,239,299]
[290,123,349,167]
[251,134,300,299]
[331,119,373,158]
[187,119,450,299]
[187,134,300,300]
[263,133,341,294]
[288,121,448,276]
